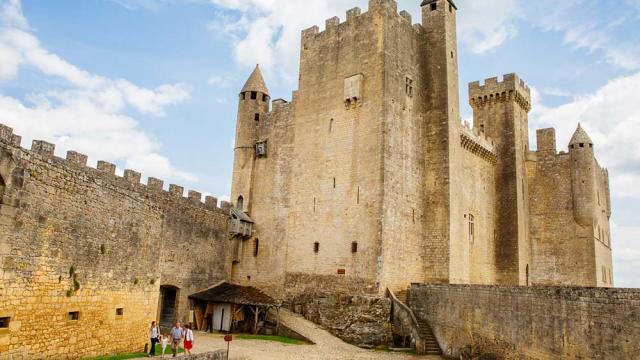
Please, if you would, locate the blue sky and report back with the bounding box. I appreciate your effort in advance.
[1,0,639,287]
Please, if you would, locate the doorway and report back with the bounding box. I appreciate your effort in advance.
[159,286,179,328]
[213,304,232,332]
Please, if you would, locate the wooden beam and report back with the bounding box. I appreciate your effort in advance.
[254,306,260,335]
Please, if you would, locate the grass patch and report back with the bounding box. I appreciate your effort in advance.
[85,344,184,360]
[236,334,306,345]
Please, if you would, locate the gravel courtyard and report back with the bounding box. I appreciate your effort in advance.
[149,310,445,360]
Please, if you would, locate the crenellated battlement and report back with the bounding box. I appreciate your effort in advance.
[301,0,419,41]
[469,74,531,112]
[460,121,498,164]
[0,123,226,213]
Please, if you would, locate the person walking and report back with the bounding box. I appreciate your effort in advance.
[170,321,183,358]
[149,321,160,357]
[183,324,194,355]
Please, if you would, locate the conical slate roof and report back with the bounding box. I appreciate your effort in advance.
[570,124,593,145]
[241,65,269,95]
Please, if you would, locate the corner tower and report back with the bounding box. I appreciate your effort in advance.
[231,65,270,213]
[421,0,461,283]
[569,124,596,226]
[469,74,532,285]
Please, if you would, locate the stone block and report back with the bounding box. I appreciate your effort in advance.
[66,151,88,166]
[31,140,55,156]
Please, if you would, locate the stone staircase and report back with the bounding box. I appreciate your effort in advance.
[396,289,409,305]
[416,319,443,355]
[387,288,443,356]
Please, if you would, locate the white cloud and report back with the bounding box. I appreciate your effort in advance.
[0,0,27,29]
[540,87,572,98]
[457,0,519,54]
[0,0,196,183]
[531,72,640,198]
[532,0,640,70]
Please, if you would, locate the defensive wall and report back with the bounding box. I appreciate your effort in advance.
[0,124,229,359]
[410,284,640,359]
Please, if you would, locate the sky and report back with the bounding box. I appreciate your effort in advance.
[0,0,639,287]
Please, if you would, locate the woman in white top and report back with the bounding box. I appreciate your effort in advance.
[149,321,159,357]
[183,324,194,355]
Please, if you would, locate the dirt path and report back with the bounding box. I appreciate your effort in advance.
[147,309,445,360]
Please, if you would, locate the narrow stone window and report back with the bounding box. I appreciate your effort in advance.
[255,113,260,122]
[241,92,246,100]
[333,177,336,189]
[449,3,453,12]
[468,214,475,243]
[412,208,415,224]
[116,308,124,316]
[602,266,606,283]
[351,242,358,253]
[579,143,584,148]
[68,311,80,321]
[451,51,454,59]
[0,317,9,329]
[262,94,268,102]
[405,77,413,97]
[329,118,334,133]
[357,186,360,204]
[254,239,259,257]
[237,196,244,211]
[314,242,320,253]
[430,3,437,11]
[313,197,316,213]
[0,174,5,205]
[251,91,257,100]
[609,268,612,283]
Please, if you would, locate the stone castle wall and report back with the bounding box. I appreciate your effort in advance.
[0,125,229,359]
[527,128,613,287]
[410,284,640,359]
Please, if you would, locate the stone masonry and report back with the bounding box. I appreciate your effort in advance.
[410,284,640,359]
[0,0,620,358]
[0,125,229,359]
[229,0,613,299]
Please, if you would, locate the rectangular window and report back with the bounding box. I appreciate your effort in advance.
[68,311,80,321]
[251,91,257,100]
[313,197,316,213]
[255,113,260,122]
[262,94,268,102]
[405,77,413,97]
[0,317,9,328]
[351,242,358,253]
[116,308,124,316]
[357,186,360,204]
[468,214,475,243]
[241,93,246,100]
[337,269,346,275]
[254,238,259,257]
[431,3,437,11]
[333,177,336,189]
[313,242,320,253]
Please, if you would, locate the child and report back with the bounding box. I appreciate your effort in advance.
[160,333,169,358]
[183,324,194,355]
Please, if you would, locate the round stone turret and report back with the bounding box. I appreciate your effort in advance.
[569,123,593,149]
[231,65,270,213]
[569,123,596,226]
[240,64,270,99]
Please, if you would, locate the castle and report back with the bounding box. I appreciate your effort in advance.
[0,1,631,359]
[228,0,613,294]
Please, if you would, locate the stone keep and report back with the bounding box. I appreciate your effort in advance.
[229,0,614,296]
